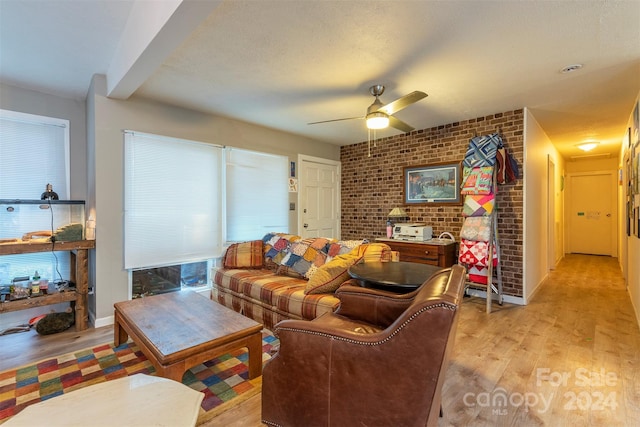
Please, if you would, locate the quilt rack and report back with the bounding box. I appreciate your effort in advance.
[458,133,513,313]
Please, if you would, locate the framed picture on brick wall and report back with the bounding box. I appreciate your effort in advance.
[403,162,462,205]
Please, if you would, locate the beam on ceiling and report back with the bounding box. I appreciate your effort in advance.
[106,0,221,99]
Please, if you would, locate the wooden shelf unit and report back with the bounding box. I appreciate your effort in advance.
[376,238,456,267]
[0,240,95,331]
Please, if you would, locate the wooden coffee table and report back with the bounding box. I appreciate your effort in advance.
[114,291,263,382]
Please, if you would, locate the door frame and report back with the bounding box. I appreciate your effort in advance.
[547,156,556,271]
[296,154,341,238]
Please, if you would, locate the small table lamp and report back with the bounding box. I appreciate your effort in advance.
[386,207,408,238]
[387,207,408,221]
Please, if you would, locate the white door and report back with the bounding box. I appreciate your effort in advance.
[567,172,617,256]
[298,155,340,238]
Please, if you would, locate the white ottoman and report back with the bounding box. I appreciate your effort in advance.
[3,374,204,427]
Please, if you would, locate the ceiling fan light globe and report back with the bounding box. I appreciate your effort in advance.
[366,112,389,129]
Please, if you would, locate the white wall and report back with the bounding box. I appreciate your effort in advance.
[523,108,565,303]
[87,74,340,326]
[622,92,640,326]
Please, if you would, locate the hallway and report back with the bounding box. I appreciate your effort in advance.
[442,254,640,426]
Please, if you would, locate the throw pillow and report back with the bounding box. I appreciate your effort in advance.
[356,243,391,263]
[224,240,264,268]
[304,252,363,295]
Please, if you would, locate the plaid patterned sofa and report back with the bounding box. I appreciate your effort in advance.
[212,233,391,330]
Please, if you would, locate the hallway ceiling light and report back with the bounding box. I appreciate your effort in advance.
[576,141,599,152]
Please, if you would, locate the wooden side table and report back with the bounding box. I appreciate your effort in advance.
[376,238,456,267]
[348,261,443,293]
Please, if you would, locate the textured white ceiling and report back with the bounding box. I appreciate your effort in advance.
[1,0,639,159]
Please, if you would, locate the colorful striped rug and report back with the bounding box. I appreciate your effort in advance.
[0,331,278,424]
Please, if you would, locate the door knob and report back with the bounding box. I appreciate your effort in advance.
[303,223,309,228]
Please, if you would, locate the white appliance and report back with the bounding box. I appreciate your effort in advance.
[392,223,433,241]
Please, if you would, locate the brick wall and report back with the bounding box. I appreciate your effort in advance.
[340,109,524,297]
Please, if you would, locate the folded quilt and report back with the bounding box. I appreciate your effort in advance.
[462,194,495,217]
[461,166,494,195]
[459,238,498,268]
[460,217,492,242]
[467,265,493,285]
[263,232,364,278]
[463,133,502,167]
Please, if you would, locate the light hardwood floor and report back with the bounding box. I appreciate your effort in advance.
[1,254,639,426]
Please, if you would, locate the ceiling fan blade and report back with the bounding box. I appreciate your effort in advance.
[388,116,414,133]
[308,116,363,125]
[377,91,427,116]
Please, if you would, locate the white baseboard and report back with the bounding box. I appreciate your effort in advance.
[465,288,525,306]
[94,315,114,328]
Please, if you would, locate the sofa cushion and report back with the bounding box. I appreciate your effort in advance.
[305,251,364,295]
[214,268,339,321]
[358,242,392,263]
[224,240,264,268]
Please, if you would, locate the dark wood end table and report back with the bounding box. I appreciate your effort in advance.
[114,290,263,382]
[348,261,444,293]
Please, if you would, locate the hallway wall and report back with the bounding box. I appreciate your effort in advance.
[622,92,640,326]
[522,109,565,303]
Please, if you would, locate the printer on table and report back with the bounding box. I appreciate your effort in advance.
[391,223,433,241]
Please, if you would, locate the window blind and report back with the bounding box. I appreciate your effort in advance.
[0,109,69,199]
[225,148,288,242]
[124,131,223,270]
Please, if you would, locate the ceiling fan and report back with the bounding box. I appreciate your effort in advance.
[308,84,428,133]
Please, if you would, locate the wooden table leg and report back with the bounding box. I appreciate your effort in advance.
[113,311,128,346]
[247,332,263,379]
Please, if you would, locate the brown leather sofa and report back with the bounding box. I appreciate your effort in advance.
[261,264,466,427]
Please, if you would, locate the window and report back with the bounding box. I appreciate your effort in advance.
[124,131,223,271]
[0,109,69,200]
[124,131,290,296]
[0,109,71,285]
[226,148,289,242]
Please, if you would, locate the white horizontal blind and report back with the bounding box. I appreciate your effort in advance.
[0,109,69,199]
[124,131,223,270]
[226,148,288,242]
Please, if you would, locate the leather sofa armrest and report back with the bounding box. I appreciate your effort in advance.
[333,285,416,328]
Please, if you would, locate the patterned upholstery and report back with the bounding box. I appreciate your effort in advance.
[213,235,390,330]
[223,240,263,268]
[213,268,339,330]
